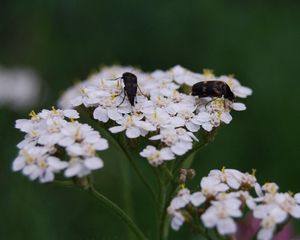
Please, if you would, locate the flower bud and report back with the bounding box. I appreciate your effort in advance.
[187,169,196,179]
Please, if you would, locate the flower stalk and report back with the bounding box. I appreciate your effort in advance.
[88,186,148,240]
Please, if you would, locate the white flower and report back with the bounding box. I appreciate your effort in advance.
[294,193,300,204]
[241,172,257,188]
[169,65,201,86]
[201,197,242,235]
[167,188,206,231]
[254,205,287,240]
[149,127,197,156]
[237,191,257,209]
[166,103,201,132]
[93,96,129,123]
[208,168,244,190]
[140,146,174,166]
[39,108,79,120]
[109,114,155,138]
[273,193,300,218]
[218,75,252,98]
[170,188,191,209]
[200,176,229,197]
[12,146,68,183]
[59,122,108,149]
[65,157,104,177]
[144,107,173,128]
[262,182,279,194]
[169,210,185,231]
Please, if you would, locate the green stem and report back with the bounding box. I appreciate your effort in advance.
[158,171,167,240]
[120,148,135,240]
[89,186,148,240]
[53,180,147,240]
[118,137,158,203]
[190,221,214,240]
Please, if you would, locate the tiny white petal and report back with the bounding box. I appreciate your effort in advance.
[231,102,246,111]
[93,107,109,123]
[65,163,82,177]
[217,218,237,235]
[84,157,103,170]
[47,157,68,170]
[126,127,141,138]
[109,125,125,133]
[220,112,232,124]
[63,109,80,119]
[190,192,206,206]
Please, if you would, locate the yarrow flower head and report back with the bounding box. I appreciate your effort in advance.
[58,65,252,166]
[13,107,109,182]
[168,168,300,240]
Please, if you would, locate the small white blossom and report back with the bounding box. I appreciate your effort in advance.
[200,176,229,197]
[140,145,174,166]
[254,205,287,240]
[12,146,68,183]
[109,114,155,138]
[218,75,253,98]
[168,210,186,231]
[149,128,194,156]
[201,197,242,235]
[208,168,244,190]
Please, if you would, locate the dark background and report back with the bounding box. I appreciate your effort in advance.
[1,0,300,239]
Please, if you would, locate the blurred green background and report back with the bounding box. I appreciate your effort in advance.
[1,0,300,239]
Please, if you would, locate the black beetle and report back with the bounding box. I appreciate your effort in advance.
[191,81,235,101]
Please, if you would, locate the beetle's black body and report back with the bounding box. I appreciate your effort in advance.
[192,81,235,101]
[121,72,138,106]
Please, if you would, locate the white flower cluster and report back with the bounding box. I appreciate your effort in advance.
[59,65,252,166]
[0,66,40,110]
[168,168,300,240]
[254,183,300,240]
[13,108,108,183]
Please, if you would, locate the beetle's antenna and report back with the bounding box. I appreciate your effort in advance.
[107,77,122,81]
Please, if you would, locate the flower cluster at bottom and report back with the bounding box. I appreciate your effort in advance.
[168,168,300,240]
[12,108,108,182]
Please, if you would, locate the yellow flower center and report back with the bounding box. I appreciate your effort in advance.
[203,69,215,78]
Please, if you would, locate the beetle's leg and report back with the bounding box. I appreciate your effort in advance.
[137,85,147,97]
[114,88,123,97]
[116,88,126,107]
[205,99,214,110]
[117,94,126,107]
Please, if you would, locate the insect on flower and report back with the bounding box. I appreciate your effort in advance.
[191,81,235,101]
[110,72,144,106]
